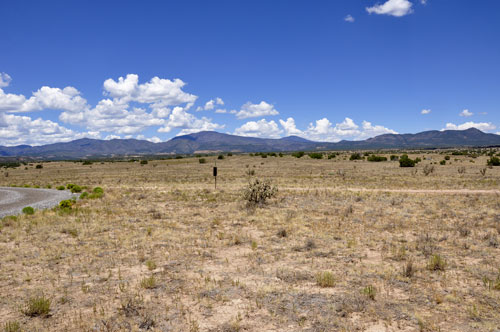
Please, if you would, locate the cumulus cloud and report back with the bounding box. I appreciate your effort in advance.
[459,109,473,117]
[344,15,355,22]
[0,113,99,146]
[0,73,12,88]
[279,117,303,136]
[421,109,431,115]
[236,101,278,119]
[443,122,496,132]
[234,119,283,138]
[277,117,397,142]
[215,109,227,114]
[158,106,224,135]
[0,88,26,111]
[366,0,413,17]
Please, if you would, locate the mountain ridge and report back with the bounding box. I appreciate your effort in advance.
[1,128,499,159]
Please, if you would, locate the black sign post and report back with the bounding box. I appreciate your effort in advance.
[213,161,218,190]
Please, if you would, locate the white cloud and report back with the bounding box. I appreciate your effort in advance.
[421,0,427,4]
[279,117,303,136]
[0,88,26,111]
[236,101,278,119]
[459,109,473,117]
[421,109,431,115]
[0,113,99,146]
[344,15,355,22]
[366,0,413,17]
[443,122,496,132]
[0,73,12,88]
[136,135,162,143]
[105,134,121,140]
[216,97,224,105]
[196,97,224,111]
[234,119,283,138]
[278,117,397,142]
[215,109,227,113]
[158,106,224,135]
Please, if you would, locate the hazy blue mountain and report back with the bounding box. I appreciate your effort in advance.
[1,128,499,159]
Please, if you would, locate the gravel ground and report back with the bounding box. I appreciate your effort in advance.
[0,187,77,218]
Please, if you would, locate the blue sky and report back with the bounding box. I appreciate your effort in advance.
[1,0,499,146]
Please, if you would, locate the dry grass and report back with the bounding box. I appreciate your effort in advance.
[0,152,499,331]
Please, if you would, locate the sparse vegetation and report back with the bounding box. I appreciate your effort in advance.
[315,271,335,287]
[243,179,277,205]
[22,206,34,215]
[23,295,51,317]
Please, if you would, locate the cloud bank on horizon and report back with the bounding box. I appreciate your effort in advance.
[0,72,497,146]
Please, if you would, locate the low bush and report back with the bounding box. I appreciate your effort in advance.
[140,160,148,165]
[56,185,65,190]
[399,154,415,167]
[23,295,51,317]
[59,200,73,210]
[243,179,277,205]
[440,160,446,165]
[79,192,89,199]
[22,206,34,215]
[217,154,225,160]
[70,185,82,193]
[308,152,323,159]
[315,271,335,287]
[198,158,206,164]
[362,285,376,300]
[291,151,305,158]
[367,155,387,162]
[428,254,446,271]
[327,153,337,159]
[487,156,500,166]
[349,153,362,161]
[35,164,43,169]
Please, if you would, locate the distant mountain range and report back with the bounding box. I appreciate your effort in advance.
[1,128,499,159]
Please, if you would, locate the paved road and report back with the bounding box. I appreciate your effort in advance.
[0,187,76,218]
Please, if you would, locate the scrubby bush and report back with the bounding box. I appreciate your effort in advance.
[66,183,76,190]
[423,165,435,176]
[243,179,277,205]
[140,160,148,165]
[316,271,335,288]
[327,153,337,159]
[390,155,399,161]
[56,185,65,190]
[428,254,446,271]
[291,151,305,158]
[217,154,225,160]
[367,155,387,162]
[444,156,450,160]
[399,154,415,167]
[487,156,500,166]
[88,187,104,199]
[35,164,43,169]
[349,153,362,161]
[227,152,233,156]
[79,192,89,199]
[82,160,93,165]
[308,152,323,159]
[70,185,82,193]
[198,158,206,164]
[59,200,73,210]
[22,206,34,215]
[23,295,51,317]
[440,160,446,165]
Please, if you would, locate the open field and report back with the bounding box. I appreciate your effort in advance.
[1,152,500,331]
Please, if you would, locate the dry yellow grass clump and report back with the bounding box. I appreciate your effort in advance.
[0,152,499,331]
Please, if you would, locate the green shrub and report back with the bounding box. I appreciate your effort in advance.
[349,153,362,161]
[198,158,206,164]
[444,156,450,160]
[56,185,65,190]
[308,152,323,159]
[140,276,157,289]
[327,153,337,159]
[82,160,93,165]
[59,200,73,210]
[217,154,225,160]
[227,152,233,156]
[261,154,267,158]
[440,160,446,165]
[140,160,148,165]
[93,187,104,194]
[66,183,75,190]
[367,155,387,162]
[390,155,399,161]
[291,151,305,158]
[70,185,82,193]
[175,155,183,159]
[278,152,283,157]
[23,295,51,317]
[243,179,278,205]
[399,154,415,167]
[315,271,335,287]
[22,206,34,215]
[79,192,89,199]
[487,156,500,166]
[35,164,43,169]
